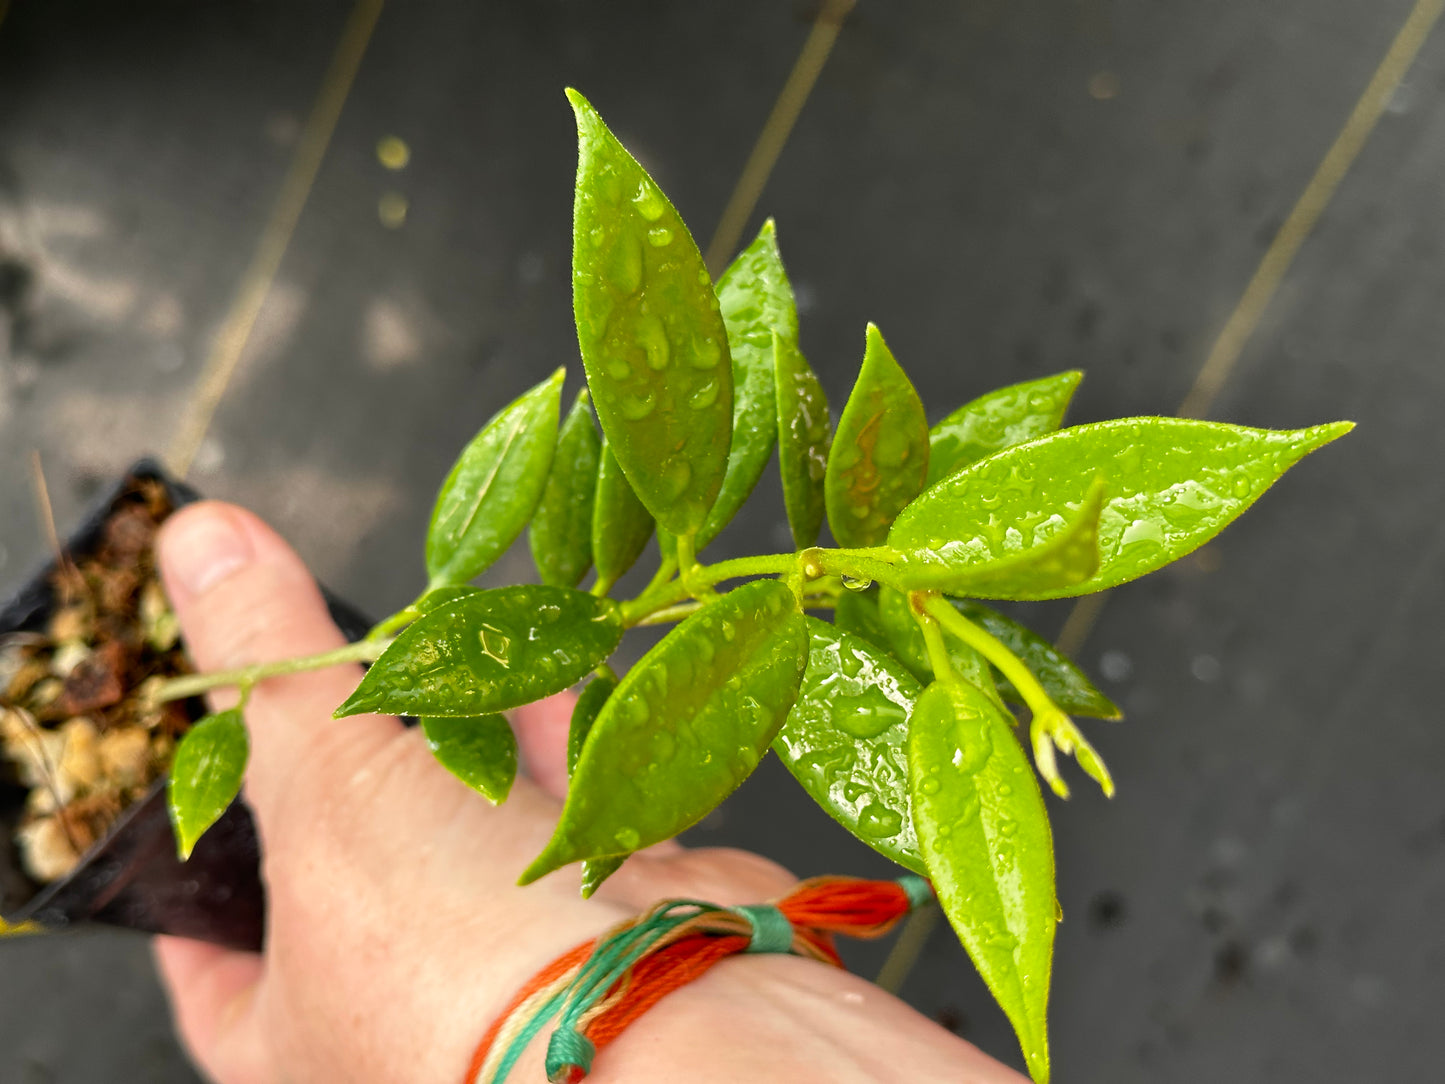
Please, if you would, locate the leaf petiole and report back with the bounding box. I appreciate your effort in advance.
[148,638,391,706]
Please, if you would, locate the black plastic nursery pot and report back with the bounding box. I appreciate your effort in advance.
[0,459,373,952]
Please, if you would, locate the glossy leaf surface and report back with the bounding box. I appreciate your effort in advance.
[957,602,1119,719]
[892,419,1351,599]
[580,855,626,899]
[877,586,1001,703]
[567,89,732,536]
[416,585,481,614]
[774,619,925,874]
[928,371,1082,486]
[832,587,891,655]
[825,324,928,548]
[336,586,622,719]
[694,220,797,549]
[591,441,655,595]
[422,714,517,804]
[426,369,563,587]
[567,673,616,777]
[775,332,830,549]
[168,709,248,860]
[521,579,808,882]
[530,389,602,588]
[909,680,1055,1084]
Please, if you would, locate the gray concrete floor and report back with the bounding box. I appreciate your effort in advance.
[1,1,1442,1080]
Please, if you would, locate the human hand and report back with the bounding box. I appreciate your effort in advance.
[153,501,1025,1083]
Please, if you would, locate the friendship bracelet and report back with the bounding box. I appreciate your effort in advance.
[465,874,935,1084]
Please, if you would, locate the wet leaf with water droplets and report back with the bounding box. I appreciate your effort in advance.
[422,714,517,804]
[168,709,248,860]
[426,369,564,587]
[592,441,654,595]
[335,586,622,718]
[774,619,924,873]
[567,89,732,535]
[877,587,1004,708]
[520,579,807,883]
[775,332,830,549]
[892,419,1352,599]
[908,679,1055,1084]
[928,371,1082,486]
[692,220,800,550]
[954,601,1119,720]
[530,389,602,588]
[825,324,928,547]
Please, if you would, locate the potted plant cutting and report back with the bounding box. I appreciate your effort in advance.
[0,89,1350,1082]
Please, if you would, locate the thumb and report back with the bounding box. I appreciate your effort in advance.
[157,501,402,829]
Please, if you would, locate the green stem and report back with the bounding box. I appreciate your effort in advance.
[920,594,1053,717]
[916,608,956,684]
[150,638,390,705]
[367,606,419,642]
[619,551,798,625]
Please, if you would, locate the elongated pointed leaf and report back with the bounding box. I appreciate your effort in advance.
[168,709,249,860]
[694,220,798,549]
[774,619,925,874]
[567,89,732,536]
[775,332,830,549]
[531,390,602,588]
[877,586,1002,705]
[892,418,1352,599]
[825,324,928,547]
[909,680,1055,1084]
[592,441,654,595]
[336,586,622,719]
[422,714,517,804]
[956,601,1119,719]
[568,673,616,777]
[521,579,808,883]
[928,371,1082,486]
[426,369,564,587]
[581,855,626,899]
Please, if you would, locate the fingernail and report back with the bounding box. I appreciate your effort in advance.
[163,507,255,596]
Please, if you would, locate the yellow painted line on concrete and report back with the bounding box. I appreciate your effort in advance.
[1054,0,1445,659]
[703,0,855,277]
[167,0,386,476]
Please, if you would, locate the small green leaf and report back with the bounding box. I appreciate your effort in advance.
[568,672,617,777]
[567,89,732,536]
[422,715,518,804]
[530,390,602,588]
[928,371,1082,486]
[581,855,626,899]
[168,709,249,860]
[877,586,1002,704]
[693,220,799,550]
[832,586,892,654]
[774,619,925,874]
[889,479,1106,598]
[908,680,1055,1084]
[775,332,830,549]
[426,369,564,587]
[336,586,623,718]
[521,579,808,883]
[892,419,1352,599]
[956,601,1120,720]
[592,441,655,595]
[825,324,929,548]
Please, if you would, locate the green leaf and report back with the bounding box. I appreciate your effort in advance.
[336,585,623,718]
[530,389,602,588]
[692,220,799,550]
[521,579,808,883]
[908,679,1055,1084]
[928,371,1082,486]
[592,441,655,595]
[426,369,564,587]
[832,586,892,654]
[825,324,929,548]
[889,478,1106,598]
[568,672,617,777]
[168,709,249,860]
[415,585,480,613]
[877,586,1003,705]
[774,619,925,874]
[775,332,830,549]
[422,715,517,804]
[581,855,626,899]
[891,418,1352,599]
[956,601,1120,720]
[567,89,732,536]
